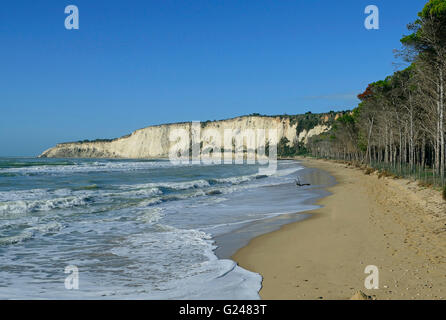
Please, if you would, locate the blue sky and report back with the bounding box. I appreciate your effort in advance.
[0,0,427,156]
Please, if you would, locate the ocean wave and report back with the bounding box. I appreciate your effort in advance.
[117,179,211,192]
[0,160,76,169]
[138,198,163,207]
[112,187,162,198]
[211,174,257,185]
[0,196,92,216]
[31,221,63,234]
[0,189,53,202]
[74,184,100,191]
[0,222,63,246]
[0,187,96,203]
[137,208,164,224]
[135,190,208,208]
[116,174,259,193]
[0,164,304,217]
[109,225,260,299]
[0,160,192,176]
[0,230,34,245]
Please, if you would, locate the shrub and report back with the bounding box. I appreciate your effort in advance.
[418,181,433,188]
[443,186,446,201]
[378,170,393,179]
[364,167,375,175]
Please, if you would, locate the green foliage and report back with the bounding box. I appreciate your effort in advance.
[372,79,390,89]
[72,138,115,144]
[201,120,211,128]
[277,137,308,157]
[296,141,308,155]
[306,0,446,190]
[401,0,446,55]
[400,33,418,46]
[337,113,355,125]
[295,113,320,133]
[277,137,294,157]
[419,0,446,19]
[357,133,368,153]
[352,106,361,119]
[291,112,348,135]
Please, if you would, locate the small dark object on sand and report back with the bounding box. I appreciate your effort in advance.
[295,176,310,187]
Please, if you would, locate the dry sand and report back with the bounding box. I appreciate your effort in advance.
[232,158,446,300]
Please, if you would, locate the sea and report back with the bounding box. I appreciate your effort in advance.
[0,157,332,299]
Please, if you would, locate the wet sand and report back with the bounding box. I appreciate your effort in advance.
[233,158,446,300]
[214,166,334,259]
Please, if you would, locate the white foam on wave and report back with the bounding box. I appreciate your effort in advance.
[114,173,261,199]
[0,230,34,245]
[31,221,63,234]
[0,188,52,202]
[107,224,261,299]
[0,187,89,203]
[0,223,261,299]
[212,174,257,185]
[110,187,162,198]
[0,160,185,175]
[0,221,63,246]
[117,179,211,191]
[0,195,92,216]
[0,159,308,298]
[136,207,164,224]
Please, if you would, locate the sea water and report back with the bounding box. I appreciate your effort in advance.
[0,158,322,299]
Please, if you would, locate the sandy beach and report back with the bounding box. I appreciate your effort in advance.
[233,158,446,300]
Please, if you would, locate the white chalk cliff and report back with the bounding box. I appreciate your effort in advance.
[39,115,333,158]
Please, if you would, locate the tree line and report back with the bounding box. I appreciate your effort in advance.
[306,0,446,189]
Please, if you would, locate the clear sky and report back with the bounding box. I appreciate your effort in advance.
[0,0,427,156]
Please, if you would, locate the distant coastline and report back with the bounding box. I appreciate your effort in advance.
[39,112,347,159]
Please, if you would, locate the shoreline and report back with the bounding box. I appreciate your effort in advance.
[214,164,334,259]
[232,157,446,300]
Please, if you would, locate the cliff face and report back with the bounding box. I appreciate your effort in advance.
[39,115,336,158]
